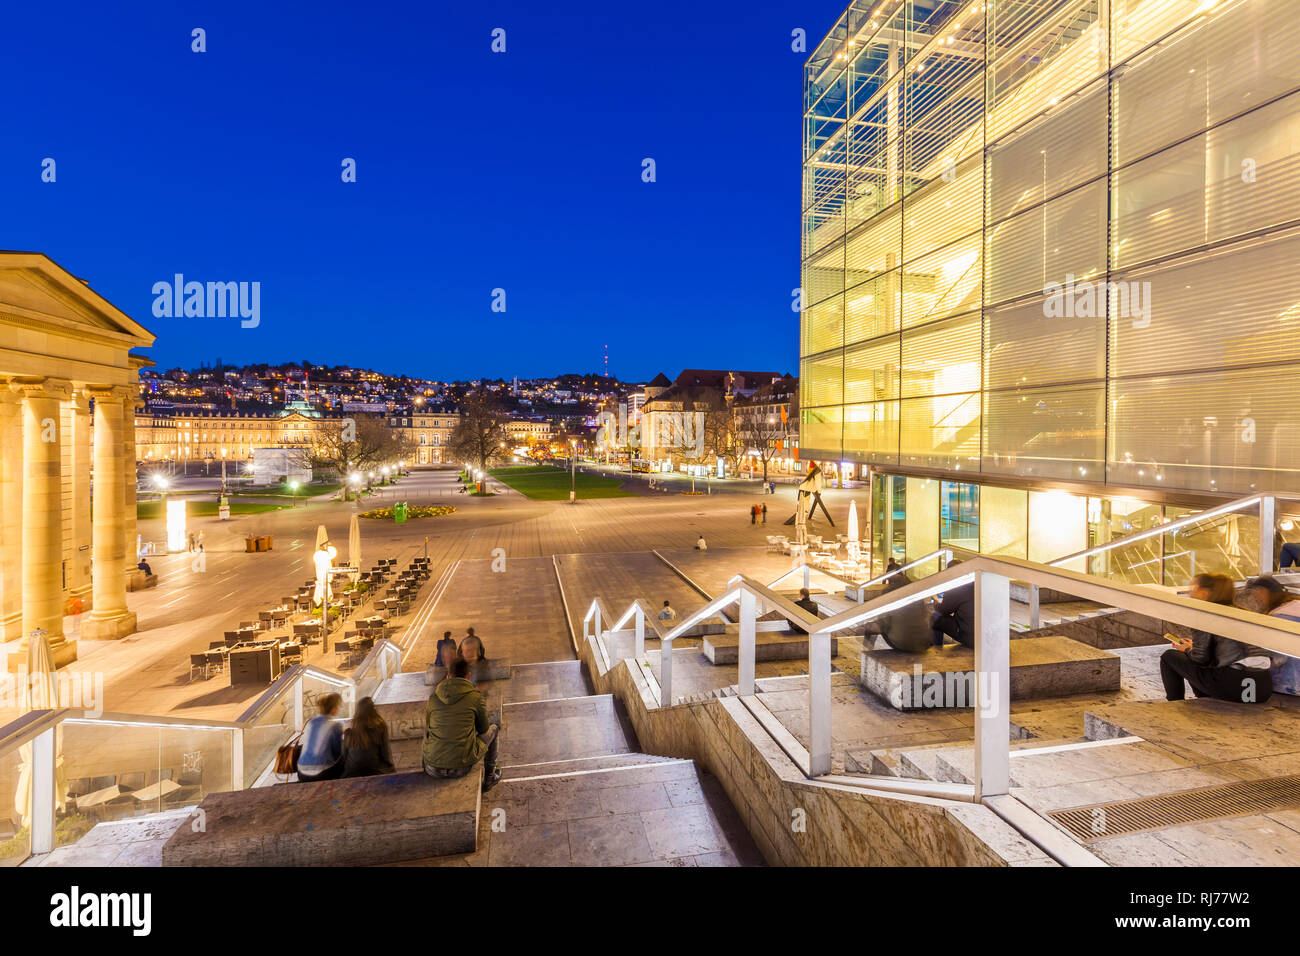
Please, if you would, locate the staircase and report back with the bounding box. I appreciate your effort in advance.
[442,660,764,867]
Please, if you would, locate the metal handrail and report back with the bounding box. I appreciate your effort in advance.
[1048,492,1300,573]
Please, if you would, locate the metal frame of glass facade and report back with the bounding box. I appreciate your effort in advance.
[801,0,1300,501]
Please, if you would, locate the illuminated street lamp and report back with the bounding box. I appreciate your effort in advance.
[289,479,300,506]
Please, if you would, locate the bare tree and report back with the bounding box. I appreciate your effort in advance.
[308,414,408,499]
[447,389,510,472]
[736,379,798,484]
[701,403,741,475]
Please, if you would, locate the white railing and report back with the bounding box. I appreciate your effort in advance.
[0,640,403,866]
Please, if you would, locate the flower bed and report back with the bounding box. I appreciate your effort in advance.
[359,505,456,520]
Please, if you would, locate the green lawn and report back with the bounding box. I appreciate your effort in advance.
[136,500,288,520]
[488,464,633,500]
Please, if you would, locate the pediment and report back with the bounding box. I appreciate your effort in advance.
[0,252,155,347]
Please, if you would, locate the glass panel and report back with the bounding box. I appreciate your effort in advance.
[979,485,1028,558]
[1028,490,1089,563]
[1163,507,1261,586]
[843,401,899,463]
[0,740,32,866]
[906,476,941,575]
[941,480,980,552]
[801,406,843,458]
[56,719,235,846]
[899,392,980,470]
[986,179,1107,305]
[845,269,901,345]
[982,386,1105,482]
[901,312,981,399]
[801,352,845,408]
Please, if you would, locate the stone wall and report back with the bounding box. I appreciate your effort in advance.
[577,636,1054,867]
[1024,609,1169,650]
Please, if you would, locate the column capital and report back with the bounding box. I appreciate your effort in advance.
[83,384,134,404]
[9,377,73,402]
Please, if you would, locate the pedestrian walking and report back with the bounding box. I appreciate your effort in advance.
[761,503,767,524]
[187,531,196,553]
[750,504,757,524]
[197,530,205,552]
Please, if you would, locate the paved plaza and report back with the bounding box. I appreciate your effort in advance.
[12,467,866,722]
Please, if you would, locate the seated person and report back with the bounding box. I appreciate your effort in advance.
[878,556,909,587]
[339,697,395,777]
[136,559,153,576]
[1240,576,1300,695]
[929,560,974,648]
[423,657,501,792]
[435,630,459,668]
[1281,542,1300,570]
[863,575,931,653]
[459,633,487,664]
[790,588,820,634]
[695,535,707,551]
[297,692,344,782]
[1161,573,1273,704]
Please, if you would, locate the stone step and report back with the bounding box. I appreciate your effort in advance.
[703,631,839,665]
[502,752,684,781]
[498,693,638,765]
[162,768,483,866]
[860,636,1121,711]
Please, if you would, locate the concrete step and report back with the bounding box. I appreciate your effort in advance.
[467,759,766,866]
[162,769,483,866]
[502,752,685,781]
[506,660,590,703]
[860,636,1121,710]
[498,693,638,765]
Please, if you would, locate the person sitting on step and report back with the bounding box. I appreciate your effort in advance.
[297,692,345,782]
[423,657,501,792]
[1161,573,1274,704]
[339,696,396,777]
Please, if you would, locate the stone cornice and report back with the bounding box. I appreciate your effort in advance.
[8,376,73,402]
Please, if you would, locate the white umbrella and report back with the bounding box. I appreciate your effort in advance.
[847,500,860,561]
[315,524,329,550]
[348,513,361,584]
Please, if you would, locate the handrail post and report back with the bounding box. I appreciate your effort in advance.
[292,677,304,732]
[31,727,56,855]
[809,633,832,776]
[232,727,245,790]
[803,563,811,590]
[739,588,756,696]
[634,606,645,659]
[974,570,1010,800]
[660,637,673,706]
[1260,496,1276,576]
[1029,583,1040,630]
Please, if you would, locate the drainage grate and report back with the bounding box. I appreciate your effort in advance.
[1050,774,1300,842]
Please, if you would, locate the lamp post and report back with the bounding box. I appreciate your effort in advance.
[569,439,576,503]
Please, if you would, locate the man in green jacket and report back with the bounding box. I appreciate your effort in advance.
[422,657,501,791]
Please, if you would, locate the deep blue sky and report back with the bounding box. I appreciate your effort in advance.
[3,0,845,382]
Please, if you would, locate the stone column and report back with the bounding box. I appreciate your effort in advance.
[123,395,144,590]
[15,378,76,666]
[0,386,22,650]
[68,391,93,606]
[83,386,136,640]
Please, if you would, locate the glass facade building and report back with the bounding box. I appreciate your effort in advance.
[801,0,1300,572]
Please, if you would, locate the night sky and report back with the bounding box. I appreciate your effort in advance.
[2,0,847,382]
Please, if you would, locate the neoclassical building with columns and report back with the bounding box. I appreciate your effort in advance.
[0,252,155,666]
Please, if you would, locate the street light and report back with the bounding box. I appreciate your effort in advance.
[289,479,300,506]
[569,439,576,503]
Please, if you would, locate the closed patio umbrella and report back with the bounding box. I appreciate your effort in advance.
[847,500,860,562]
[348,513,361,584]
[315,524,329,550]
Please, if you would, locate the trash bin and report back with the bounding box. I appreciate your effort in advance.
[245,536,256,553]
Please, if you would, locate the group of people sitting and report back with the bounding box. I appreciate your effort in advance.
[1159,573,1300,705]
[862,557,1300,706]
[295,624,502,792]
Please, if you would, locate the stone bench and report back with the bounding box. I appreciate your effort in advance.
[860,635,1121,711]
[702,631,839,665]
[161,768,481,866]
[374,671,502,740]
[424,658,510,685]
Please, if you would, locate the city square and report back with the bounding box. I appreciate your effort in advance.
[2,0,1299,933]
